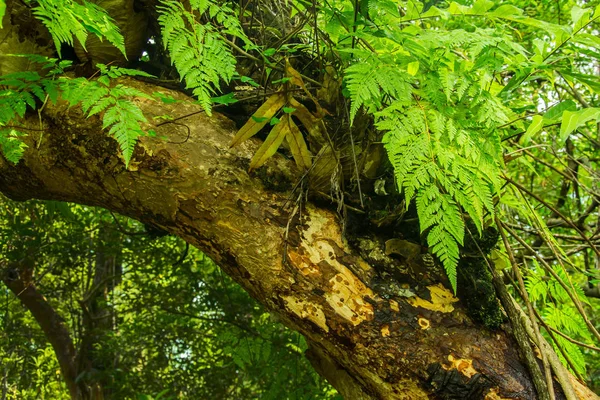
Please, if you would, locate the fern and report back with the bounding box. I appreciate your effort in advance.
[33,0,125,58]
[157,0,247,114]
[345,55,413,122]
[0,129,27,163]
[60,75,154,165]
[347,27,517,291]
[0,56,152,166]
[543,303,589,375]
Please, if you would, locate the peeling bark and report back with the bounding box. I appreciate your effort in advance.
[0,79,596,399]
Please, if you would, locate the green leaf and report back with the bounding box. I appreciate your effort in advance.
[0,0,6,28]
[543,100,577,122]
[282,107,296,113]
[559,108,600,142]
[211,92,238,105]
[272,77,291,85]
[252,116,270,123]
[263,48,276,57]
[489,4,522,17]
[154,92,178,104]
[521,115,543,145]
[571,6,588,26]
[472,0,494,13]
[240,75,260,87]
[407,61,419,76]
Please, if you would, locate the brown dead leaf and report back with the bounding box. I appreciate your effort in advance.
[285,59,324,117]
[230,92,285,147]
[286,117,312,170]
[288,98,326,147]
[285,58,307,92]
[249,116,291,170]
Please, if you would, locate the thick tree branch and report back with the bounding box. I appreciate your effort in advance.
[0,79,591,399]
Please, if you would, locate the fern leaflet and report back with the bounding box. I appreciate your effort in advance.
[158,0,247,114]
[34,0,126,58]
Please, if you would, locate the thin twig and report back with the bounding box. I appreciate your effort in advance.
[496,219,555,399]
[501,221,600,344]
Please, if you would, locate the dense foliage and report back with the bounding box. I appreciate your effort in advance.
[1,0,600,396]
[0,197,337,398]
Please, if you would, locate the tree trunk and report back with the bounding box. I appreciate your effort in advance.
[1,79,597,399]
[76,229,123,399]
[1,259,82,399]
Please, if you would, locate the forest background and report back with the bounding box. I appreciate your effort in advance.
[1,0,600,398]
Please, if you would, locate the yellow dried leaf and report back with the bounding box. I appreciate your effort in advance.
[286,117,312,170]
[285,59,323,116]
[288,98,326,147]
[230,92,285,147]
[285,58,306,90]
[249,116,290,170]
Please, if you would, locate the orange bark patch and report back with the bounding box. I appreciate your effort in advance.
[287,251,321,277]
[282,295,328,332]
[381,324,390,337]
[418,317,430,330]
[443,354,478,378]
[299,206,374,325]
[325,273,374,325]
[407,284,458,313]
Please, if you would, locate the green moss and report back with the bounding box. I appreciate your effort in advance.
[457,257,504,329]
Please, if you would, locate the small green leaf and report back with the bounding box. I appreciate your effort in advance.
[571,6,587,25]
[240,76,260,87]
[263,48,277,57]
[211,92,238,105]
[282,107,296,113]
[272,77,291,85]
[269,117,280,125]
[521,115,543,145]
[543,100,576,121]
[153,92,178,104]
[0,0,6,28]
[559,108,600,142]
[252,116,269,123]
[407,61,419,76]
[560,111,579,141]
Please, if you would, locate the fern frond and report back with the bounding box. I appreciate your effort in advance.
[102,99,145,163]
[97,64,155,79]
[33,0,125,58]
[554,336,586,375]
[158,0,246,115]
[58,71,152,165]
[0,129,27,163]
[345,56,413,122]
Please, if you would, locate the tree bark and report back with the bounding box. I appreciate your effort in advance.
[1,79,596,399]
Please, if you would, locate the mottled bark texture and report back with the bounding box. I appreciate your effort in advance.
[0,79,595,399]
